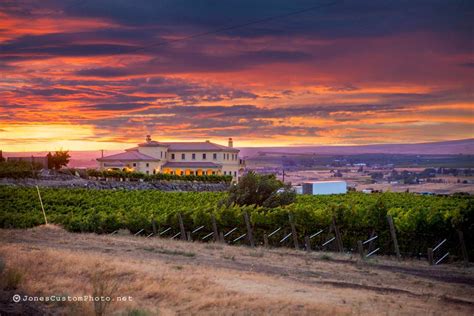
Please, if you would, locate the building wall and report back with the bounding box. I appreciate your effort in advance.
[99,144,243,180]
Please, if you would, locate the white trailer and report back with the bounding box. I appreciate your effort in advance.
[302,181,347,195]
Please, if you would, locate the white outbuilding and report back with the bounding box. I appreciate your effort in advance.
[302,181,347,195]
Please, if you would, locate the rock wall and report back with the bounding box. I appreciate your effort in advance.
[0,177,230,192]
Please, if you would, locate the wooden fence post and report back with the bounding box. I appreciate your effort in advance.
[357,240,365,260]
[263,233,269,248]
[457,230,469,267]
[332,216,343,252]
[289,213,299,250]
[305,236,311,252]
[211,214,219,242]
[152,220,157,235]
[243,212,255,247]
[186,231,192,242]
[178,213,186,241]
[219,231,225,243]
[387,215,401,260]
[427,248,434,265]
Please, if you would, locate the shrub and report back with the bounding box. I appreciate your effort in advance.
[0,161,41,178]
[2,267,24,290]
[90,268,119,316]
[227,171,296,208]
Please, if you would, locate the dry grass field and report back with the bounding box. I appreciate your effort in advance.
[1,225,473,315]
[284,169,474,194]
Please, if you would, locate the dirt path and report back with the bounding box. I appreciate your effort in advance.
[1,225,473,315]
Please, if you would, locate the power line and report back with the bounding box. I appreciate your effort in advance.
[121,1,340,56]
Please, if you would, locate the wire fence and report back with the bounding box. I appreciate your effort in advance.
[123,213,471,266]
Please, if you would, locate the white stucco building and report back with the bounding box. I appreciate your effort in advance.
[97,136,245,180]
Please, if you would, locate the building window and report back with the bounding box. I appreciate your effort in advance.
[234,171,237,176]
[192,153,196,160]
[133,163,136,167]
[171,153,175,160]
[203,153,206,160]
[181,153,185,160]
[224,171,226,175]
[146,171,149,175]
[146,163,149,167]
[161,152,163,158]
[213,153,217,160]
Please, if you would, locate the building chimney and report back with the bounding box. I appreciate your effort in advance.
[228,138,233,148]
[146,135,152,143]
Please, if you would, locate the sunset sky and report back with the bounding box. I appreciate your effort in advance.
[1,0,473,151]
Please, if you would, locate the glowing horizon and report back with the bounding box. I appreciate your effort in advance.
[1,1,473,151]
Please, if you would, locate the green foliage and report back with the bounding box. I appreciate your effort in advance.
[0,186,472,259]
[86,169,232,183]
[0,161,41,178]
[47,150,71,170]
[2,267,24,290]
[227,171,296,207]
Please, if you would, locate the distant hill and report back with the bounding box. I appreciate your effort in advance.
[2,139,472,168]
[239,139,474,158]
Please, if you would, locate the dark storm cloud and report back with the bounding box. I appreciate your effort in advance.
[76,67,142,77]
[4,0,471,62]
[59,0,472,39]
[87,103,151,111]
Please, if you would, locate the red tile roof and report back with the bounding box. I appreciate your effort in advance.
[137,137,238,152]
[137,141,169,147]
[97,151,159,161]
[164,142,239,152]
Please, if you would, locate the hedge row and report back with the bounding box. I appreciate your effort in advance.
[86,169,233,183]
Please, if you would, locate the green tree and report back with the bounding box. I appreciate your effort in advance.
[227,171,296,208]
[47,150,71,170]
